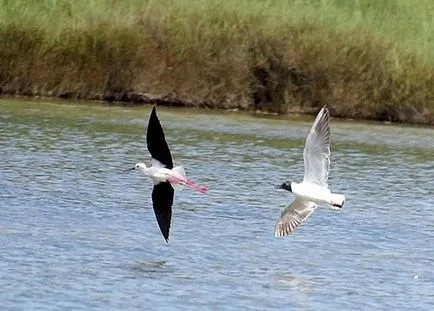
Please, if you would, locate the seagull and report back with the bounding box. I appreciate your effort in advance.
[127,105,208,242]
[275,106,345,237]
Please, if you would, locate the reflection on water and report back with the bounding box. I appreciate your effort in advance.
[128,260,178,278]
[275,272,318,293]
[131,260,168,274]
[0,99,433,310]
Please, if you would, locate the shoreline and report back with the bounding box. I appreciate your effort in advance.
[2,92,433,127]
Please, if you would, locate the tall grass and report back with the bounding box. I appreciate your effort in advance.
[0,0,433,123]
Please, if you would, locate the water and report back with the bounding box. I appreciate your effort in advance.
[1,99,433,310]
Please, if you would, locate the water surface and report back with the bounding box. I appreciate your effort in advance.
[1,99,433,310]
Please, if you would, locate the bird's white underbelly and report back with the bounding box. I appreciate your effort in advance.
[292,182,332,204]
[150,167,183,183]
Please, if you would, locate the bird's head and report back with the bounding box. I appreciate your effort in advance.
[126,163,148,172]
[277,182,292,192]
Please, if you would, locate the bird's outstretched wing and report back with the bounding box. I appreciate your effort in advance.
[151,182,174,242]
[146,106,173,169]
[303,106,330,187]
[275,199,317,237]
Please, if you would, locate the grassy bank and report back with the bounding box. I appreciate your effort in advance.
[1,0,433,124]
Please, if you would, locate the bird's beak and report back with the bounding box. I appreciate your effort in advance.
[125,167,135,171]
[272,183,282,189]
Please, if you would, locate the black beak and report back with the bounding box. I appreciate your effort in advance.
[125,167,135,171]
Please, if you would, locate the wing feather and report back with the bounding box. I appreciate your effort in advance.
[303,106,330,187]
[146,106,174,169]
[151,182,174,242]
[275,199,317,237]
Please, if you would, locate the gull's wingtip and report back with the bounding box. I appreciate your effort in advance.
[274,229,288,238]
[319,105,329,116]
[274,221,295,238]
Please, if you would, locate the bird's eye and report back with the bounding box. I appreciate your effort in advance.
[135,164,139,168]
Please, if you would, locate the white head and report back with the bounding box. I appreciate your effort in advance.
[126,162,148,173]
[135,163,148,172]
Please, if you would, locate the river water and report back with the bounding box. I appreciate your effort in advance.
[1,99,433,310]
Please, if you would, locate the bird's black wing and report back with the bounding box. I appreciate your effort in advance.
[151,182,174,242]
[146,106,173,169]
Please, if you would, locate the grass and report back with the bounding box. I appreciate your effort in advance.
[0,0,433,124]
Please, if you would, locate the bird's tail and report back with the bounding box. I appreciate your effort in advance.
[171,166,187,180]
[169,166,208,193]
[330,193,345,208]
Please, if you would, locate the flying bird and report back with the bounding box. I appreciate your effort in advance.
[128,105,208,242]
[275,106,345,237]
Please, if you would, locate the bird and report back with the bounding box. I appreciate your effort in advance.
[275,106,345,237]
[127,105,208,242]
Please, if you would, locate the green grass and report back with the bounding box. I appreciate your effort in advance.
[0,0,433,124]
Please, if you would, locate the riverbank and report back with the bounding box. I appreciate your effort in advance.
[1,0,433,124]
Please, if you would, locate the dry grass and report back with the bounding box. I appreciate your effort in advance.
[0,0,433,124]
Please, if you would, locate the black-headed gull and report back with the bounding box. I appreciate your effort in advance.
[128,105,207,242]
[275,106,345,237]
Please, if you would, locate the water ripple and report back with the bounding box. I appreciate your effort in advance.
[1,101,433,310]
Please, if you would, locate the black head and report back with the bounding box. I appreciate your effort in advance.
[278,182,292,192]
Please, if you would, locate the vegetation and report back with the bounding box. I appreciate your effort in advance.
[0,0,433,124]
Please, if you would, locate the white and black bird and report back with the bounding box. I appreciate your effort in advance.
[128,105,208,242]
[275,106,345,237]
